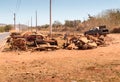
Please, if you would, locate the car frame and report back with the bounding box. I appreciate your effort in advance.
[84,25,109,36]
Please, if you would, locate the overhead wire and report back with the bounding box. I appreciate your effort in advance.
[15,0,21,14]
[14,0,21,29]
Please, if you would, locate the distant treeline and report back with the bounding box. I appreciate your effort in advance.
[39,9,120,33]
[0,25,13,32]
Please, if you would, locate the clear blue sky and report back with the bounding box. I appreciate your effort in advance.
[0,0,120,26]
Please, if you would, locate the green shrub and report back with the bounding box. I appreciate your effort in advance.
[4,25,13,32]
[0,25,13,32]
[0,27,4,32]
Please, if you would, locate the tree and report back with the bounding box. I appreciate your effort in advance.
[82,9,120,31]
[0,25,13,32]
[4,25,13,32]
[64,20,81,27]
[0,27,4,32]
[53,21,62,28]
[41,24,49,28]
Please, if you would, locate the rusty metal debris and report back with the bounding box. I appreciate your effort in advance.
[6,32,58,51]
[63,34,107,50]
[5,32,108,51]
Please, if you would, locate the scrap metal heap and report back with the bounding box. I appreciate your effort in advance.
[63,34,107,50]
[6,32,59,51]
[5,32,108,51]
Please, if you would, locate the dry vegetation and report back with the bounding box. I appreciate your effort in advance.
[0,33,120,82]
[39,9,120,33]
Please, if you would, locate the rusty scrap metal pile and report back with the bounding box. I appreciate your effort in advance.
[6,32,58,51]
[5,32,108,51]
[63,34,106,50]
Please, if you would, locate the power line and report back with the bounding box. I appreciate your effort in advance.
[13,0,21,31]
[15,0,21,14]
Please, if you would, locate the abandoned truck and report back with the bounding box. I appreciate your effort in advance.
[84,25,109,36]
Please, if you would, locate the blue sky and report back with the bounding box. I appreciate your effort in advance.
[0,0,120,26]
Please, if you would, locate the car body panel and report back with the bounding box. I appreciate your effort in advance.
[84,25,109,36]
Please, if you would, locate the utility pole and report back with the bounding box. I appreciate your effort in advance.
[28,21,29,31]
[50,0,52,37]
[14,13,16,30]
[36,11,38,33]
[31,17,32,32]
[19,23,20,32]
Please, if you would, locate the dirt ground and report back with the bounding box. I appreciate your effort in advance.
[0,34,120,82]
